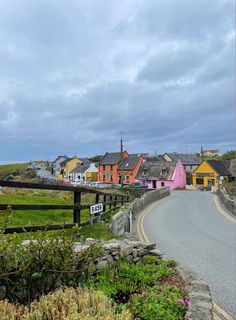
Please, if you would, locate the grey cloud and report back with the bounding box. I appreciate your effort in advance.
[0,0,235,162]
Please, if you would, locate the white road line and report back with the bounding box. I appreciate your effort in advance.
[136,199,234,320]
[213,195,236,224]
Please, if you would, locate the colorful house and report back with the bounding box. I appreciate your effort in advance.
[162,153,200,185]
[192,160,231,188]
[98,151,144,184]
[60,157,83,178]
[51,155,69,176]
[136,158,186,189]
[98,151,128,184]
[85,163,98,181]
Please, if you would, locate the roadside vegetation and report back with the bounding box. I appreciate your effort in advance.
[0,229,187,320]
[224,181,236,199]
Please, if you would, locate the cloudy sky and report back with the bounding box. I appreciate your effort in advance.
[0,0,235,163]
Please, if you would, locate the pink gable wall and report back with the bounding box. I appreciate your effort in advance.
[136,160,186,190]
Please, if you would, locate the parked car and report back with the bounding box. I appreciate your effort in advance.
[126,182,147,188]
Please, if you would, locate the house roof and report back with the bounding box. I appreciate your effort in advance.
[52,155,69,163]
[222,159,236,177]
[118,155,141,170]
[164,153,200,165]
[207,160,230,176]
[79,158,91,165]
[203,149,219,154]
[136,162,176,180]
[60,157,80,166]
[99,152,123,165]
[70,164,90,174]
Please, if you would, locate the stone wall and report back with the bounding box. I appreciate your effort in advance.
[73,239,156,270]
[217,187,236,216]
[112,187,170,235]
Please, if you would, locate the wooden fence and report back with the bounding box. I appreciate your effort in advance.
[0,180,130,234]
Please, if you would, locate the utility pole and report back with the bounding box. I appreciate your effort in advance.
[200,146,203,161]
[120,131,123,190]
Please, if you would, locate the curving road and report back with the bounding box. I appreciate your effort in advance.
[143,190,236,319]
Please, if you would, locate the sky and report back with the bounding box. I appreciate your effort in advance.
[0,0,235,163]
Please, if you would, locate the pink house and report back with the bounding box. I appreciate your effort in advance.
[135,158,186,189]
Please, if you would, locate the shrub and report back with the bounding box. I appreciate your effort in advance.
[127,285,186,320]
[0,288,132,320]
[0,231,104,304]
[89,259,174,298]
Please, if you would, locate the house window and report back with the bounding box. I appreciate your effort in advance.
[142,170,148,176]
[103,165,106,170]
[110,174,113,182]
[103,174,106,181]
[126,175,130,183]
[196,178,204,185]
[161,182,165,187]
[161,170,167,176]
[110,165,113,170]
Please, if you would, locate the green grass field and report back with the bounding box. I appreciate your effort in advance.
[0,162,28,179]
[0,189,112,227]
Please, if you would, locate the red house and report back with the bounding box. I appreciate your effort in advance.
[98,151,144,184]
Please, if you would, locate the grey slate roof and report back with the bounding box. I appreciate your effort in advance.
[80,158,91,165]
[70,164,90,174]
[52,155,69,163]
[99,152,122,165]
[136,162,176,180]
[118,155,140,170]
[164,153,200,165]
[207,160,230,176]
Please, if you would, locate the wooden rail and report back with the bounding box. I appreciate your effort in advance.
[0,180,130,234]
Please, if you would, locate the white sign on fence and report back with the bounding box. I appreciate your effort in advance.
[90,203,103,215]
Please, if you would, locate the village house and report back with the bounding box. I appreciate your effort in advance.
[162,153,200,184]
[135,157,186,189]
[51,155,69,176]
[69,162,98,182]
[59,157,83,178]
[85,162,99,181]
[98,151,144,184]
[192,160,231,188]
[201,149,220,157]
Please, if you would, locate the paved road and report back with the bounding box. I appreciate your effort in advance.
[143,190,236,319]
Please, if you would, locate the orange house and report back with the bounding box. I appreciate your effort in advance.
[98,151,144,184]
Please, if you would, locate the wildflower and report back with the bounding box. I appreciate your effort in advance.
[176,299,191,305]
[127,301,131,306]
[141,291,147,298]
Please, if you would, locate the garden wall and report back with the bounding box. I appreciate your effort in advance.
[217,187,236,216]
[112,187,170,236]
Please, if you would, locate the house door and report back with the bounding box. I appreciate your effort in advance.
[208,179,215,186]
[152,181,156,188]
[119,175,121,184]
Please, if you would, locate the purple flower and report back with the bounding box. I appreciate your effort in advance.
[176,299,191,305]
[141,291,147,298]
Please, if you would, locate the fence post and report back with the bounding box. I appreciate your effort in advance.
[96,194,100,224]
[109,195,112,209]
[73,191,81,225]
[121,196,124,206]
[114,196,117,207]
[103,195,106,212]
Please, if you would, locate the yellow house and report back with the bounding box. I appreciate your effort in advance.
[60,157,83,178]
[192,160,230,188]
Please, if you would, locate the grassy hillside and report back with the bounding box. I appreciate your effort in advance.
[0,162,28,179]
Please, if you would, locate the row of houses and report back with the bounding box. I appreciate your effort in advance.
[50,151,235,189]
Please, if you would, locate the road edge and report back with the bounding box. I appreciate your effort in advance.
[135,199,216,320]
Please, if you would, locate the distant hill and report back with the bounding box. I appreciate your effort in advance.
[0,163,28,180]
